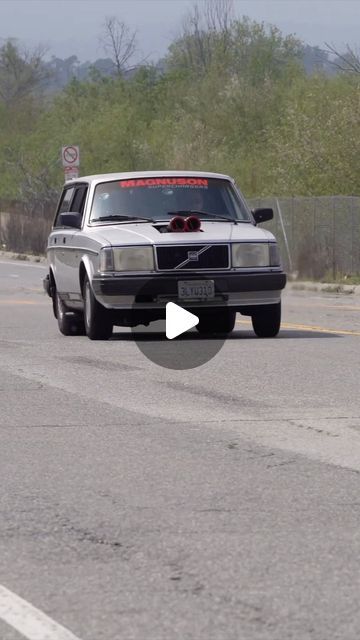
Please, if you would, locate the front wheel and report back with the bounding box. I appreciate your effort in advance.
[55,291,85,336]
[83,275,113,340]
[251,303,281,338]
[196,309,236,335]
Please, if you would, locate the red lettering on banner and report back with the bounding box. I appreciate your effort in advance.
[120,178,209,188]
[120,180,136,187]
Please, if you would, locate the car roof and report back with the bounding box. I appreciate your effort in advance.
[64,170,234,187]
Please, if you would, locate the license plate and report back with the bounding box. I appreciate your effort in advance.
[178,280,215,300]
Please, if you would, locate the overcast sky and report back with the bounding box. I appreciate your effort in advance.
[0,0,359,62]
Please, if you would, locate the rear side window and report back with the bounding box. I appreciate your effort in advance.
[54,187,75,227]
[53,185,87,227]
[70,185,88,215]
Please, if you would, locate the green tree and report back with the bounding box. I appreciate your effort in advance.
[0,39,49,107]
[264,74,360,195]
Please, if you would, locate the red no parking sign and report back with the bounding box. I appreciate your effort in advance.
[61,145,80,167]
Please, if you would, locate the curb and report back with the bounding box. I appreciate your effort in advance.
[0,250,46,264]
[288,280,360,296]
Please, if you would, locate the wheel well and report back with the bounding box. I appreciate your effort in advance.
[48,269,57,318]
[49,269,56,293]
[79,262,87,295]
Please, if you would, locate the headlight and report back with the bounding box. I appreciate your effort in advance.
[100,246,154,272]
[232,243,270,268]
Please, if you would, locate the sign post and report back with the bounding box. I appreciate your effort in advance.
[61,145,80,181]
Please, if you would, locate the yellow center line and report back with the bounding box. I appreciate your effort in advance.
[236,319,360,336]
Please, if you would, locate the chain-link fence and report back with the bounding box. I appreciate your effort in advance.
[1,195,360,278]
[248,196,360,280]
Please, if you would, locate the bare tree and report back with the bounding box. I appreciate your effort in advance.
[100,16,137,76]
[169,0,234,73]
[204,0,234,33]
[325,42,360,74]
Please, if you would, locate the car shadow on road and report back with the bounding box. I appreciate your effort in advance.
[110,329,340,341]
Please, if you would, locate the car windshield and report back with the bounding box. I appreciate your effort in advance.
[89,177,250,223]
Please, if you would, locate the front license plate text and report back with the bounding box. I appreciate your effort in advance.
[178,280,215,300]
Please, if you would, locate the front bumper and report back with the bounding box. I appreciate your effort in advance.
[92,270,286,310]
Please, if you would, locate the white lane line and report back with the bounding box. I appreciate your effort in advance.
[0,585,82,640]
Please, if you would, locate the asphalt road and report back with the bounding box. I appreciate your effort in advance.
[1,257,360,640]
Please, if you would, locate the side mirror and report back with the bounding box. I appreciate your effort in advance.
[58,211,82,229]
[252,208,273,225]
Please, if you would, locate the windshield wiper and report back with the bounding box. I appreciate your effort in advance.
[167,210,239,224]
[91,214,154,223]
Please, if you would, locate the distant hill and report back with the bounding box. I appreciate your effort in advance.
[43,55,140,92]
[42,44,338,93]
[301,45,337,76]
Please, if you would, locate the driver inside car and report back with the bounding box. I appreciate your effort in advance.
[181,189,206,212]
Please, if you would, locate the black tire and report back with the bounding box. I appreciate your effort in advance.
[55,291,85,336]
[83,275,113,340]
[196,309,236,335]
[251,303,281,338]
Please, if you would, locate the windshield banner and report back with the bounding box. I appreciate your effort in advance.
[120,178,209,188]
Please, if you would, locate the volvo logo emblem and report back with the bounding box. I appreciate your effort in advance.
[174,245,211,269]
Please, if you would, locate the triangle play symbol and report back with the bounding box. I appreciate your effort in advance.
[166,302,199,339]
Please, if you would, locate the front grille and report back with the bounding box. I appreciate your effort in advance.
[156,244,229,271]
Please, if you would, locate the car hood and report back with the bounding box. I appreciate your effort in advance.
[87,221,275,245]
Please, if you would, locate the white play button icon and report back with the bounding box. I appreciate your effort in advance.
[166,302,199,339]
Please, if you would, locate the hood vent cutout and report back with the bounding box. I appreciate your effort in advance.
[154,216,202,233]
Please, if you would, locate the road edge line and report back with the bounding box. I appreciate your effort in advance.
[0,584,82,640]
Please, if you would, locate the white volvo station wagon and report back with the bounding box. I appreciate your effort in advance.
[43,171,286,339]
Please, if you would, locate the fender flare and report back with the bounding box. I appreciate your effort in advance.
[48,268,56,296]
[79,255,95,298]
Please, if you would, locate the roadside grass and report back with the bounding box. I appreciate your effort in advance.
[0,250,45,263]
[14,253,44,263]
[321,274,360,286]
[321,284,355,294]
[290,278,359,295]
